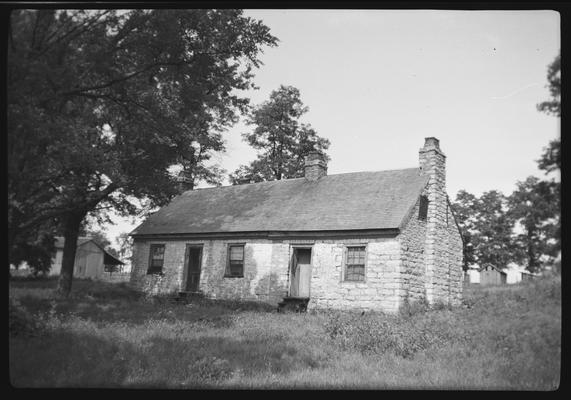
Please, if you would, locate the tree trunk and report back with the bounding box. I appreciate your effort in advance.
[527,228,537,273]
[56,211,86,297]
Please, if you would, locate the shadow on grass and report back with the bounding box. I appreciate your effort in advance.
[11,276,280,330]
[10,328,319,388]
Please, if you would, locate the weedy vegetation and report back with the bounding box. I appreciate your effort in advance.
[9,275,560,389]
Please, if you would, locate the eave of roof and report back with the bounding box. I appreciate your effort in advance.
[131,168,430,236]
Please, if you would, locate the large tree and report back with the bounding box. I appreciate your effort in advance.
[472,191,516,269]
[451,190,516,270]
[8,9,277,296]
[450,190,478,270]
[229,85,330,184]
[507,176,560,273]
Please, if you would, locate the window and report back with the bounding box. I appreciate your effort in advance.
[419,195,428,220]
[147,244,165,274]
[345,246,366,281]
[226,244,244,277]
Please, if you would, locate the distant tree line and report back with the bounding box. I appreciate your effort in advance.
[451,52,561,273]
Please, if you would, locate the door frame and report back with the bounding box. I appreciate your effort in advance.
[182,244,204,292]
[288,245,313,297]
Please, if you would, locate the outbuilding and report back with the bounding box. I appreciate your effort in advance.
[51,237,125,279]
[479,264,507,286]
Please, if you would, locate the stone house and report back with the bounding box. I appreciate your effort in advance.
[129,137,464,313]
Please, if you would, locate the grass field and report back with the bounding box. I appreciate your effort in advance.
[9,275,561,389]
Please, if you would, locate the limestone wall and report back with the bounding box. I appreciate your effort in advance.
[130,236,402,312]
[418,138,463,306]
[399,194,464,306]
[308,238,401,313]
[443,209,464,305]
[398,197,428,303]
[130,238,289,302]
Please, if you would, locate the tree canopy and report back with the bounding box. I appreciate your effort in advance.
[536,52,561,174]
[8,9,277,295]
[230,85,330,184]
[451,190,515,270]
[452,51,562,274]
[452,179,559,273]
[537,52,561,117]
[507,177,560,273]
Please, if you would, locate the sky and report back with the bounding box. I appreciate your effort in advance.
[101,9,561,248]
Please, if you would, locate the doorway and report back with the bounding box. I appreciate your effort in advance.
[289,248,312,298]
[185,245,203,292]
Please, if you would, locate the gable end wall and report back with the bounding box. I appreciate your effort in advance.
[399,188,463,306]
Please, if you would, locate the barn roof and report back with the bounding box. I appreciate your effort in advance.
[54,236,92,249]
[54,236,124,265]
[478,264,507,274]
[131,168,430,236]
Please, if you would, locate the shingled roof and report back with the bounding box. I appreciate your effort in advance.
[131,168,429,236]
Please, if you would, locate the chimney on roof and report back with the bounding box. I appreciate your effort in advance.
[419,137,446,183]
[304,151,327,181]
[418,137,448,305]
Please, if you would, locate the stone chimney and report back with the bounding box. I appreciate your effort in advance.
[418,137,447,305]
[419,137,446,189]
[304,151,327,181]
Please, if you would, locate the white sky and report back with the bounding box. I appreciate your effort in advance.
[102,9,561,247]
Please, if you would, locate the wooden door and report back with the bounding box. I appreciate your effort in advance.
[290,251,299,297]
[185,247,202,292]
[290,248,312,298]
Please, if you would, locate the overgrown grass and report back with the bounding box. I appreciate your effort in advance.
[9,276,561,389]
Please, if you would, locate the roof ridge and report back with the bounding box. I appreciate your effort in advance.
[184,167,421,194]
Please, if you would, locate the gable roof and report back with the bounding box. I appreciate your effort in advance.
[478,264,507,274]
[131,168,430,236]
[54,236,124,265]
[54,236,92,249]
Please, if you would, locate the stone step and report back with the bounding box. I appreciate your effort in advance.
[277,297,310,313]
[173,291,204,304]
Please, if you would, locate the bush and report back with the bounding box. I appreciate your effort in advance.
[9,298,43,337]
[324,312,447,358]
[399,297,430,317]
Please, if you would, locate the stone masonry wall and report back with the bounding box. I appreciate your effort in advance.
[398,197,428,304]
[130,238,290,303]
[418,137,464,305]
[399,192,464,306]
[308,238,401,313]
[130,236,403,312]
[444,204,464,305]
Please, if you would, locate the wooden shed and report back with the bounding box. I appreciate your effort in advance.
[479,264,507,286]
[51,237,124,278]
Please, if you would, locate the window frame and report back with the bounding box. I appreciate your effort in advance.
[343,245,367,282]
[147,243,166,275]
[225,243,245,278]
